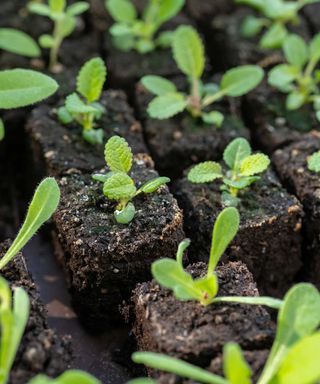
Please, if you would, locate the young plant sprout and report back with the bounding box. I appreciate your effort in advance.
[0,68,58,141]
[133,283,320,384]
[141,26,264,126]
[236,0,319,49]
[106,0,185,54]
[28,0,89,71]
[0,28,40,58]
[188,138,270,207]
[28,370,101,384]
[58,57,107,145]
[0,178,60,270]
[93,135,170,224]
[268,33,320,121]
[152,207,281,308]
[308,150,320,173]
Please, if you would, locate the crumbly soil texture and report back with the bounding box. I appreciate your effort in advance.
[174,169,303,297]
[53,155,184,330]
[0,242,72,384]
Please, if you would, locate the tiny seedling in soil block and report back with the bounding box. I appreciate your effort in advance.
[93,136,170,224]
[187,138,270,207]
[137,25,261,177]
[28,0,89,71]
[174,141,303,297]
[52,153,184,330]
[272,132,320,288]
[132,283,320,384]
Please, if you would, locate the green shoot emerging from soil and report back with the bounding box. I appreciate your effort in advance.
[133,283,320,384]
[28,0,89,71]
[0,178,60,270]
[106,0,185,53]
[0,69,58,141]
[58,57,107,145]
[268,33,320,120]
[307,150,320,173]
[152,207,281,308]
[28,370,101,384]
[236,0,319,49]
[0,277,30,384]
[188,138,270,207]
[141,26,264,126]
[0,28,40,58]
[93,136,170,224]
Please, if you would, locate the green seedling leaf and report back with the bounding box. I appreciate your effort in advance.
[65,93,97,114]
[286,91,306,110]
[103,173,136,200]
[0,178,60,270]
[283,34,308,69]
[213,295,283,309]
[39,34,55,48]
[223,138,251,170]
[172,26,205,80]
[268,64,299,90]
[138,177,170,194]
[147,93,187,119]
[0,118,4,141]
[221,65,264,97]
[82,128,104,146]
[104,135,133,173]
[260,23,287,49]
[223,343,252,384]
[77,57,107,103]
[141,75,177,96]
[114,202,136,224]
[310,33,320,62]
[202,111,224,127]
[223,176,259,190]
[240,154,270,176]
[67,2,90,16]
[0,28,40,57]
[241,15,265,38]
[106,0,137,23]
[0,69,58,109]
[187,162,223,183]
[132,352,228,384]
[28,370,101,384]
[28,3,52,16]
[156,0,185,24]
[308,151,320,173]
[49,0,66,13]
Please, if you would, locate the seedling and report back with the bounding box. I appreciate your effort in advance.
[106,0,185,53]
[133,283,320,384]
[236,0,320,49]
[141,26,264,126]
[0,68,58,141]
[187,138,270,206]
[152,207,281,308]
[28,370,101,384]
[308,150,320,172]
[93,135,170,224]
[28,0,89,71]
[58,57,107,145]
[0,178,60,270]
[0,28,40,58]
[268,33,320,121]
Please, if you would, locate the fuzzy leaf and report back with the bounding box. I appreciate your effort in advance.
[188,162,222,183]
[223,138,251,170]
[104,135,133,173]
[28,3,51,16]
[308,151,320,173]
[67,2,90,16]
[106,0,137,23]
[223,176,259,190]
[0,28,40,58]
[77,58,106,103]
[221,65,264,97]
[310,33,320,62]
[202,111,224,127]
[39,34,55,48]
[172,26,205,79]
[286,91,306,110]
[141,75,176,96]
[241,15,265,38]
[103,173,136,200]
[240,153,270,176]
[0,69,58,109]
[114,202,136,224]
[268,64,299,90]
[49,0,66,13]
[260,23,287,49]
[156,0,185,24]
[223,343,252,384]
[138,177,170,194]
[65,93,96,114]
[82,129,104,145]
[148,93,187,119]
[283,34,308,69]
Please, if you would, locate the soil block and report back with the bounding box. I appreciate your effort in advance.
[243,81,318,155]
[173,169,303,297]
[53,154,185,331]
[135,80,250,179]
[0,241,72,384]
[131,261,275,376]
[103,14,194,90]
[26,90,147,177]
[208,9,310,71]
[272,132,320,287]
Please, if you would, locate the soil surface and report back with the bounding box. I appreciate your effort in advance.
[186,0,234,25]
[174,169,303,297]
[27,90,147,177]
[272,132,320,287]
[303,2,320,33]
[244,81,318,155]
[135,80,249,179]
[0,241,72,384]
[53,154,184,330]
[131,261,275,372]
